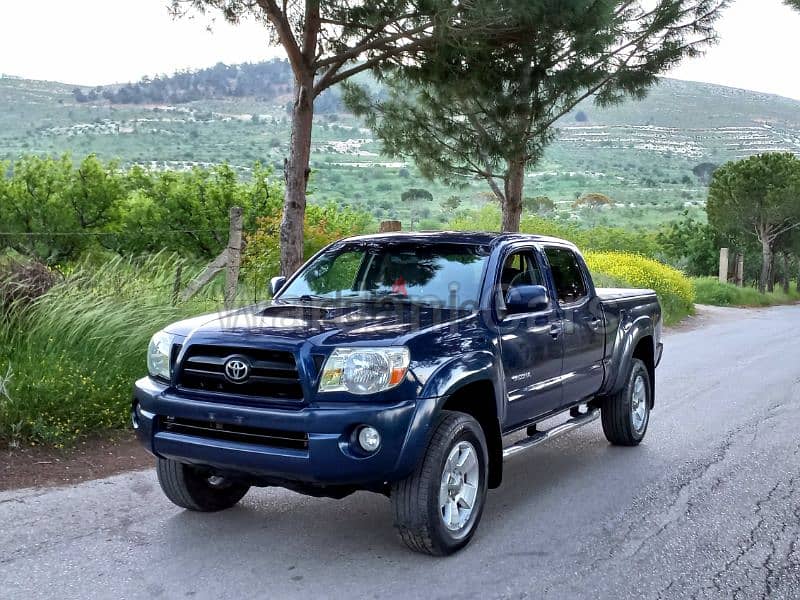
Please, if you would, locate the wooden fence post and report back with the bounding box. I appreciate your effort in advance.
[380,220,402,233]
[735,253,744,287]
[171,264,183,306]
[180,207,243,303]
[719,247,729,284]
[224,206,243,308]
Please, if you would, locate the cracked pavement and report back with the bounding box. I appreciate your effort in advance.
[1,304,799,599]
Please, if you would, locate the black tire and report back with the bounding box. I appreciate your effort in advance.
[156,458,250,512]
[601,358,651,446]
[391,411,489,556]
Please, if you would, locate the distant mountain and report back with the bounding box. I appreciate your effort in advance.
[2,65,799,229]
[71,59,342,114]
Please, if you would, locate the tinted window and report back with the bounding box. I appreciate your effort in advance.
[278,243,489,306]
[497,250,545,312]
[544,247,588,305]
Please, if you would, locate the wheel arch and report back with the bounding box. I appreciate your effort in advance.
[631,335,655,408]
[439,379,504,489]
[604,316,657,407]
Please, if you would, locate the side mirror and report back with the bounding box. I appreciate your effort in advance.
[505,284,549,315]
[270,276,287,297]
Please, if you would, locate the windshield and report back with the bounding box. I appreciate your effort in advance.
[277,242,490,307]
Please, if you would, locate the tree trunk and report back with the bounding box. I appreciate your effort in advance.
[501,160,525,232]
[768,253,775,293]
[782,253,790,294]
[280,75,315,277]
[758,237,773,294]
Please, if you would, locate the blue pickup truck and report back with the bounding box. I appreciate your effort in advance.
[133,231,662,555]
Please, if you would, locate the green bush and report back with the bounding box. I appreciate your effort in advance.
[584,251,695,325]
[449,205,661,256]
[0,254,226,447]
[692,277,800,307]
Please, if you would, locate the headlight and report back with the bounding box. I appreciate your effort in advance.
[319,347,410,395]
[147,330,174,380]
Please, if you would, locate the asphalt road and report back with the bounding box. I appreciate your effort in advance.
[2,304,799,600]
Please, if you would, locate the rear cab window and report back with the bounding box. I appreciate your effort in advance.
[543,247,589,306]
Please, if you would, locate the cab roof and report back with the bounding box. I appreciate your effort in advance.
[339,230,576,249]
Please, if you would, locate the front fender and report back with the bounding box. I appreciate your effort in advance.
[391,351,503,478]
[603,315,654,397]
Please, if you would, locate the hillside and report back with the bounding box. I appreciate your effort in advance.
[1,66,799,228]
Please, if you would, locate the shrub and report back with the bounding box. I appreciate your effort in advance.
[691,277,743,306]
[0,257,59,312]
[0,255,224,447]
[242,202,372,287]
[584,251,695,325]
[692,277,800,307]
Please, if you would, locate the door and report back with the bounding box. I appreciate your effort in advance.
[497,249,565,427]
[542,246,605,406]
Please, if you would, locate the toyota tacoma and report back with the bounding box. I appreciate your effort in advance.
[133,231,662,555]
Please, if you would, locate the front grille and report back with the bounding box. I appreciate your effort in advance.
[160,416,308,450]
[177,345,303,401]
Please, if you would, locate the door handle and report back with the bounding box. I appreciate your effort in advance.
[550,323,563,338]
[585,316,602,331]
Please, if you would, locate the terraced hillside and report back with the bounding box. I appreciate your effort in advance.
[1,71,799,228]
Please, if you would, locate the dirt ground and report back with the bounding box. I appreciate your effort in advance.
[0,431,152,491]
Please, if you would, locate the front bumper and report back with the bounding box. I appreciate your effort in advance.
[133,377,433,486]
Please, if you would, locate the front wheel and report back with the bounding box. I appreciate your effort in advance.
[156,458,250,512]
[391,411,489,556]
[601,358,651,446]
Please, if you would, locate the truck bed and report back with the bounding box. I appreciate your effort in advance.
[595,287,658,303]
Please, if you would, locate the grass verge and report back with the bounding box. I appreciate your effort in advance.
[692,277,800,307]
[0,254,228,447]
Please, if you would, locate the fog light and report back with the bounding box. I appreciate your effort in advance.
[357,426,381,453]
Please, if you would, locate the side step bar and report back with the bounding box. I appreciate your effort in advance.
[502,408,601,459]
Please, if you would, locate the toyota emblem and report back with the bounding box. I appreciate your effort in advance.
[224,357,250,383]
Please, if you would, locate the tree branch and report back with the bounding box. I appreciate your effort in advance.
[255,0,305,77]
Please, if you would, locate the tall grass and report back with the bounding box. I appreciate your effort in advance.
[0,254,231,446]
[692,277,800,307]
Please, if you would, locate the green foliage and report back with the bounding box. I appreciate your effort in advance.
[401,188,433,203]
[708,152,800,291]
[657,213,719,276]
[346,0,727,227]
[80,60,297,106]
[708,153,800,244]
[0,255,226,446]
[449,205,661,256]
[692,162,718,185]
[523,195,555,214]
[0,155,122,262]
[242,202,371,287]
[584,251,695,325]
[442,195,462,211]
[0,155,286,263]
[112,163,284,258]
[692,277,800,307]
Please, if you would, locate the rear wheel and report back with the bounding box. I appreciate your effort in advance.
[156,458,250,511]
[391,411,489,556]
[601,358,651,446]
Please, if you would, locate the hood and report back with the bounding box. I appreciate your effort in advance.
[165,300,476,348]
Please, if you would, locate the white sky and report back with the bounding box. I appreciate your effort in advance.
[1,0,799,100]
